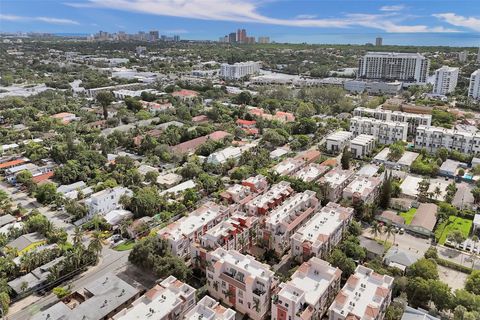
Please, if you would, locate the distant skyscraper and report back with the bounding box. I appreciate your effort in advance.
[458,51,468,63]
[477,47,480,64]
[228,32,237,43]
[149,30,159,41]
[258,37,270,44]
[375,37,383,46]
[241,29,247,43]
[173,35,180,42]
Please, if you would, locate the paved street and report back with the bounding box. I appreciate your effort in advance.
[8,246,130,320]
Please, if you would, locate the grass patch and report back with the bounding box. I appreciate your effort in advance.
[113,240,135,251]
[435,216,472,245]
[400,208,417,225]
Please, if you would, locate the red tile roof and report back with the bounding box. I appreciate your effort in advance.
[236,119,256,126]
[172,89,199,97]
[171,131,231,154]
[0,159,27,169]
[32,171,54,184]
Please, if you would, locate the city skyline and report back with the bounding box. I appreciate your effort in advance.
[1,0,480,46]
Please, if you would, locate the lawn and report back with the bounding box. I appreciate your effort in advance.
[113,240,135,251]
[400,208,417,225]
[435,216,473,245]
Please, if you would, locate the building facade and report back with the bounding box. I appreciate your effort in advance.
[246,181,294,216]
[272,257,342,320]
[291,202,354,262]
[206,248,275,320]
[343,176,383,204]
[329,265,394,320]
[220,61,261,80]
[433,66,459,95]
[350,134,376,159]
[414,125,480,154]
[319,168,355,202]
[468,69,480,100]
[349,116,408,144]
[84,187,132,217]
[357,52,429,84]
[326,131,353,154]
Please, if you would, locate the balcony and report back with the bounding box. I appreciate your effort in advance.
[252,287,266,296]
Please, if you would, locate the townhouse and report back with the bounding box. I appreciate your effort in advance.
[319,168,355,202]
[329,265,394,320]
[246,181,294,216]
[272,158,305,176]
[349,117,408,145]
[113,276,196,320]
[157,202,227,260]
[206,248,275,320]
[292,163,330,183]
[326,131,353,154]
[352,107,431,135]
[291,202,354,262]
[263,191,320,255]
[350,134,376,159]
[343,176,383,204]
[415,125,480,154]
[272,257,342,320]
[184,295,236,320]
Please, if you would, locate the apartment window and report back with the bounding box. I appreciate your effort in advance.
[239,299,243,304]
[222,281,226,288]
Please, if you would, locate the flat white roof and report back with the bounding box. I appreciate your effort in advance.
[322,168,354,188]
[210,248,274,281]
[326,131,352,142]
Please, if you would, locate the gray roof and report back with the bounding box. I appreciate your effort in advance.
[31,272,139,320]
[8,257,65,294]
[7,232,45,251]
[384,247,421,268]
[401,306,440,320]
[359,236,385,256]
[0,214,16,228]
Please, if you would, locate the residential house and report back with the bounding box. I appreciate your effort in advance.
[320,168,355,202]
[245,181,294,216]
[184,295,236,320]
[84,187,133,218]
[343,176,382,204]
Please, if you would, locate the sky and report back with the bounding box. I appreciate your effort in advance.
[1,0,480,46]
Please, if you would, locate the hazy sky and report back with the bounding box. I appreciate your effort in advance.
[1,0,479,45]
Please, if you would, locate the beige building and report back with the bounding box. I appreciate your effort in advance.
[319,168,355,202]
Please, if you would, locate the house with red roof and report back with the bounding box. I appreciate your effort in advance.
[170,131,231,154]
[171,89,199,101]
[51,112,77,124]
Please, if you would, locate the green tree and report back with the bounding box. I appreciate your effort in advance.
[53,286,71,299]
[407,258,439,280]
[379,173,392,209]
[340,146,351,170]
[35,182,58,205]
[144,170,159,184]
[296,102,316,118]
[465,270,480,295]
[96,91,114,120]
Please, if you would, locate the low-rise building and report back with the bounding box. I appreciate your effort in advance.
[220,61,261,80]
[184,295,236,320]
[32,273,141,320]
[84,187,132,217]
[242,174,269,193]
[156,172,183,188]
[319,168,355,202]
[329,265,394,320]
[350,117,408,144]
[415,125,480,154]
[207,144,256,165]
[220,184,257,208]
[158,202,227,260]
[344,80,402,95]
[326,131,353,154]
[292,163,330,182]
[272,257,342,320]
[272,158,305,176]
[51,112,77,124]
[113,276,196,320]
[205,248,275,320]
[6,232,46,256]
[343,176,382,204]
[264,191,319,255]
[291,202,354,262]
[246,181,294,215]
[350,134,376,159]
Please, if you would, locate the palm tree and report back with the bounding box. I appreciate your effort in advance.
[88,231,103,257]
[73,226,83,246]
[370,221,383,240]
[384,223,394,245]
[434,186,441,200]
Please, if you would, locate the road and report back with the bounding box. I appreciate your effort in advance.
[8,246,130,320]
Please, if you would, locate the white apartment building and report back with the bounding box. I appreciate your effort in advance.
[352,107,431,135]
[184,295,236,320]
[158,202,227,260]
[415,125,480,154]
[319,168,355,202]
[221,184,257,207]
[246,181,294,215]
[468,69,480,100]
[272,158,305,176]
[206,248,275,320]
[329,265,394,320]
[113,276,196,320]
[349,117,408,145]
[292,163,330,183]
[343,176,383,204]
[433,66,459,95]
[84,187,132,217]
[326,131,353,154]
[350,134,376,159]
[358,52,429,84]
[207,144,256,165]
[272,257,342,320]
[264,191,319,255]
[291,202,354,262]
[192,214,259,264]
[220,61,261,80]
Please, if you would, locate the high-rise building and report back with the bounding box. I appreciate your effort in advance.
[173,35,180,42]
[433,66,459,95]
[228,32,237,43]
[375,36,383,46]
[458,51,468,63]
[357,52,430,83]
[258,36,270,44]
[477,47,480,64]
[149,30,159,41]
[469,69,480,100]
